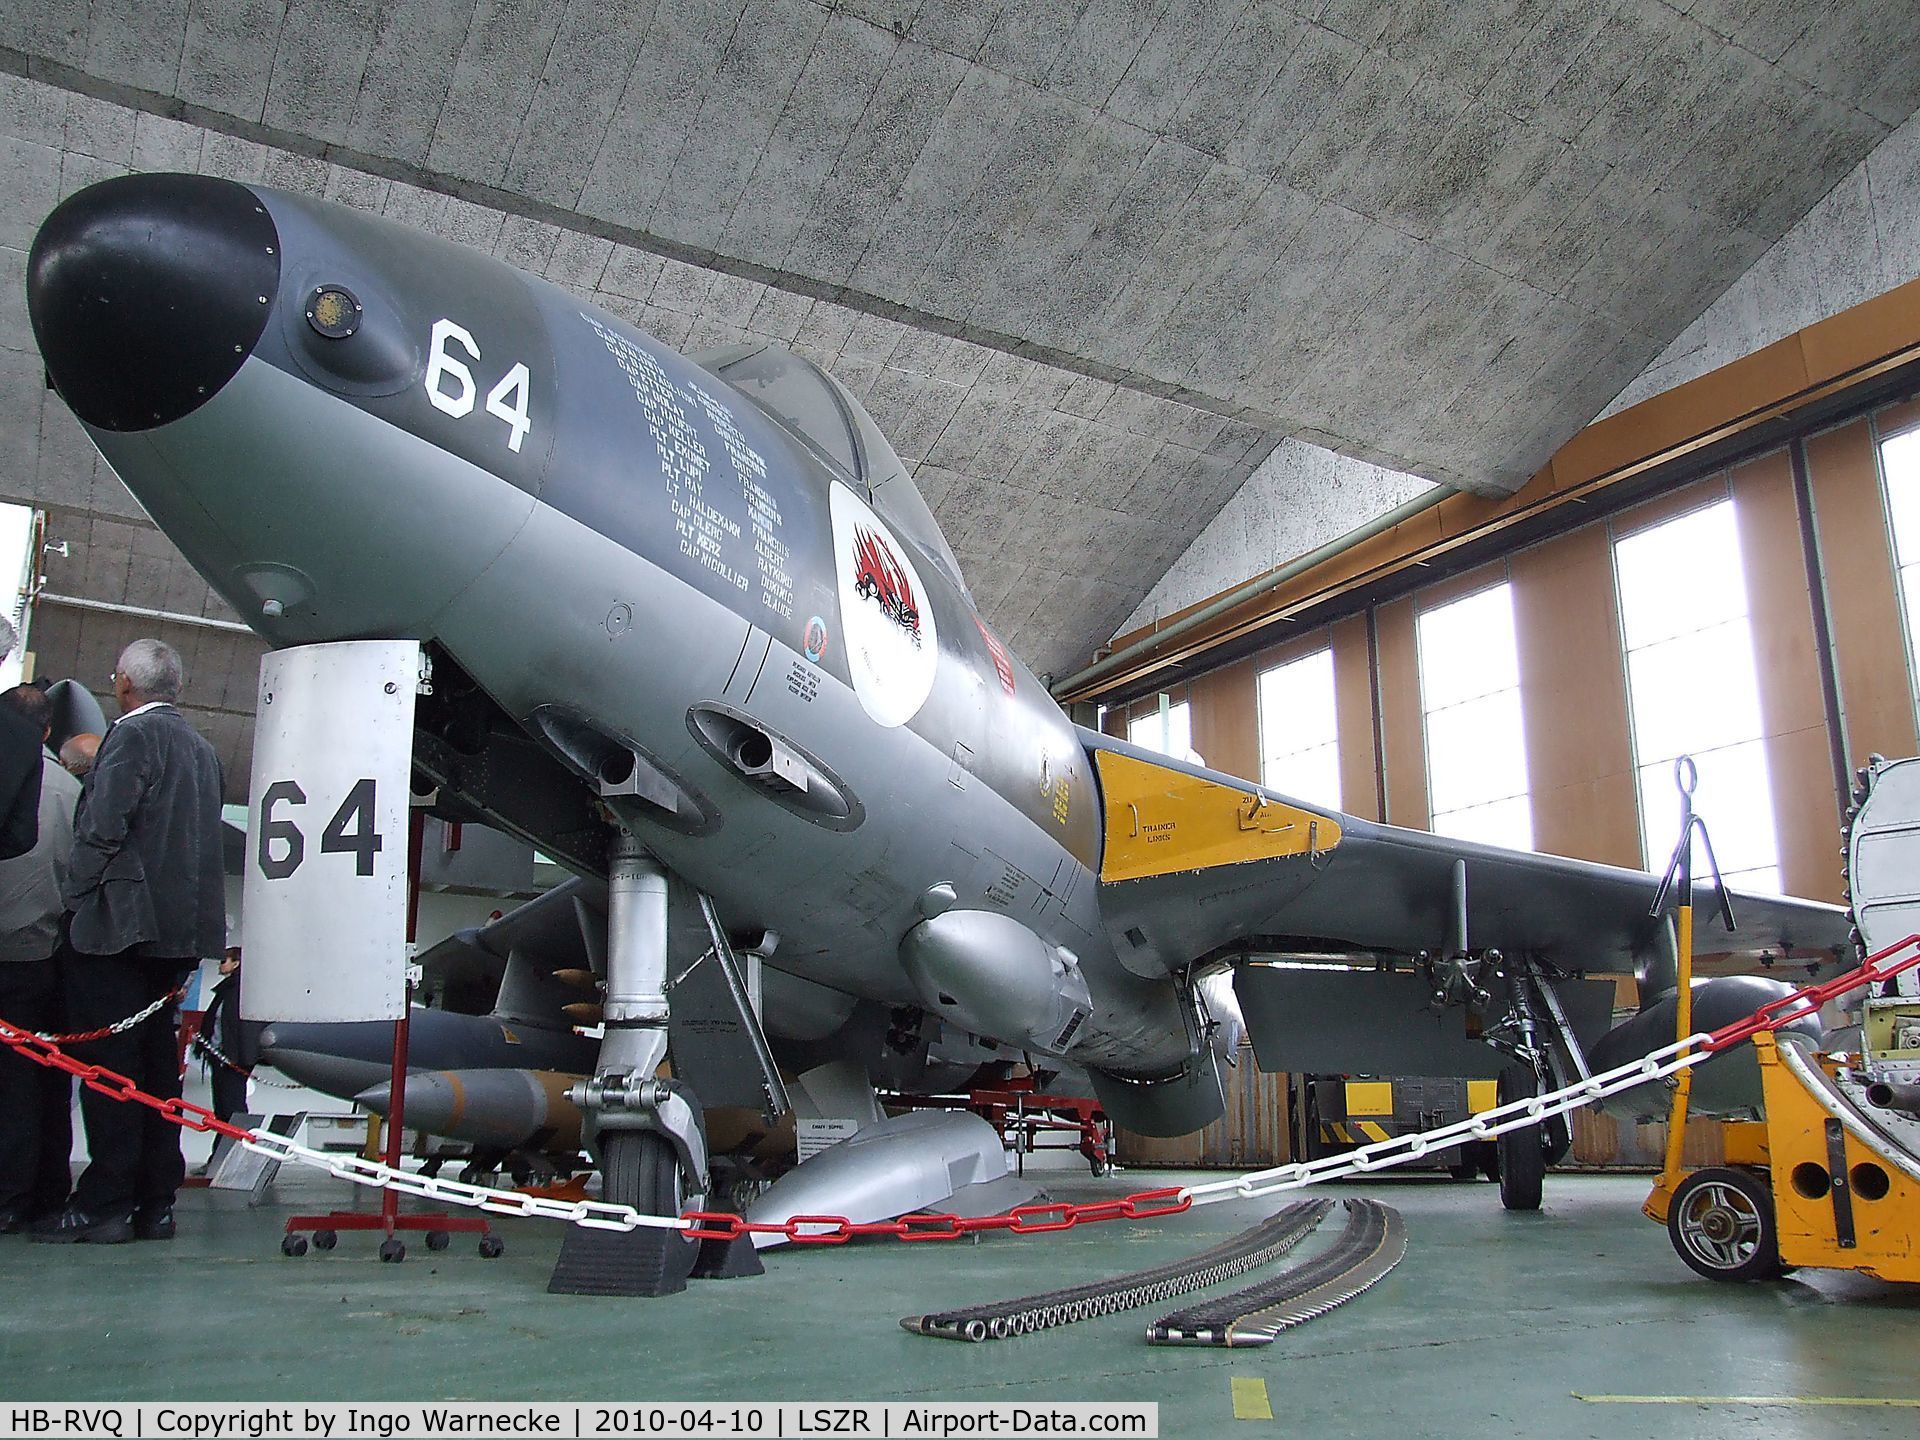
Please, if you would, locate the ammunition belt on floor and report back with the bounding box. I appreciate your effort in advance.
[1147,1198,1405,1347]
[901,1198,1332,1342]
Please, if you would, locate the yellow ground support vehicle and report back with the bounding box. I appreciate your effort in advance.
[1644,754,1920,1283]
[1647,1021,1920,1282]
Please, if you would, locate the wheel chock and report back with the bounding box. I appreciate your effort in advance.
[691,1231,764,1280]
[546,1224,701,1297]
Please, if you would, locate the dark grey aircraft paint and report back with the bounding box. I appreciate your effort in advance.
[28,174,1857,1144]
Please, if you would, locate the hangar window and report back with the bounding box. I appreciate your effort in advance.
[1417,581,1533,849]
[1257,647,1341,810]
[1130,698,1194,762]
[1878,423,1920,718]
[1612,498,1781,893]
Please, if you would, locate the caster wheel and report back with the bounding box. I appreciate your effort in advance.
[281,1234,308,1257]
[425,1230,450,1252]
[1668,1167,1783,1282]
[478,1234,505,1259]
[312,1229,337,1251]
[378,1238,406,1263]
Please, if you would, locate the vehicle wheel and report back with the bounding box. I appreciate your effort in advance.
[1088,1153,1111,1178]
[425,1230,450,1252]
[478,1233,505,1259]
[1497,1068,1546,1212]
[281,1233,308,1257]
[1668,1167,1783,1282]
[601,1130,682,1215]
[378,1238,406,1263]
[312,1229,337,1251]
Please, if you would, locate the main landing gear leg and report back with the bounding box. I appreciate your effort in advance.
[1492,957,1572,1213]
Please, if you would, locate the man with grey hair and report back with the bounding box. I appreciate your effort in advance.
[0,612,42,861]
[33,638,225,1244]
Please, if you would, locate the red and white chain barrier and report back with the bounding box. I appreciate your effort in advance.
[4,937,1916,1244]
[32,984,186,1045]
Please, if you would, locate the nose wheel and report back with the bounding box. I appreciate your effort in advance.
[601,1129,684,1214]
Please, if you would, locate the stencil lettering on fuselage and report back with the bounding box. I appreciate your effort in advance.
[830,483,938,728]
[580,313,795,621]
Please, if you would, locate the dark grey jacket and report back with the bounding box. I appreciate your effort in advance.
[64,704,227,960]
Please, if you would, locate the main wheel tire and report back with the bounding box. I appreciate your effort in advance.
[601,1130,682,1215]
[1667,1167,1783,1282]
[1497,1068,1546,1212]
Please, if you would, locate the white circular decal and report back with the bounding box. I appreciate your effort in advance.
[830,484,939,728]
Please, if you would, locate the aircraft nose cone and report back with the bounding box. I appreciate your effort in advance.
[28,172,280,432]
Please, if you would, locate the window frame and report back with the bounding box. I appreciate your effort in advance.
[1413,571,1535,850]
[1871,412,1920,739]
[1607,487,1783,892]
[1254,642,1342,810]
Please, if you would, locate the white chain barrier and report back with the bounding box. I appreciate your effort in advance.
[8,938,1914,1241]
[1183,1033,1699,1207]
[225,1028,1714,1232]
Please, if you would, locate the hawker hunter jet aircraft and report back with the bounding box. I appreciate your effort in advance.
[28,175,1851,1226]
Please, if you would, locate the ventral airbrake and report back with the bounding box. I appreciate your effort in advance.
[28,175,1850,1228]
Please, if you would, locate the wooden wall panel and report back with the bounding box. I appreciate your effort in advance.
[1809,417,1919,766]
[1572,1111,1727,1169]
[1189,660,1258,782]
[1510,525,1641,867]
[1877,397,1920,437]
[1407,558,1507,613]
[1609,472,1730,538]
[1114,1045,1292,1169]
[1375,597,1428,829]
[1331,614,1379,821]
[1732,450,1843,901]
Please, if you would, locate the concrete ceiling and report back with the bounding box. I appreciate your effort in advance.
[5,0,1920,693]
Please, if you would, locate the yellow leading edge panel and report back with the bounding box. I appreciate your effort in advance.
[1097,750,1342,883]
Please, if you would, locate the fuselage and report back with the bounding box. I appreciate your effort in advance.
[28,174,1193,1079]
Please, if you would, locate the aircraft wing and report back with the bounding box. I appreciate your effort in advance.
[1085,734,1853,978]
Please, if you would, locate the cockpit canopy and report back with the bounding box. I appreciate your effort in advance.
[698,342,969,599]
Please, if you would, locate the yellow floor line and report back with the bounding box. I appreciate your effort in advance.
[1575,1395,1920,1408]
[1230,1377,1274,1421]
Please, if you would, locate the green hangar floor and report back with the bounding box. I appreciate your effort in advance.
[3,1165,1917,1440]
